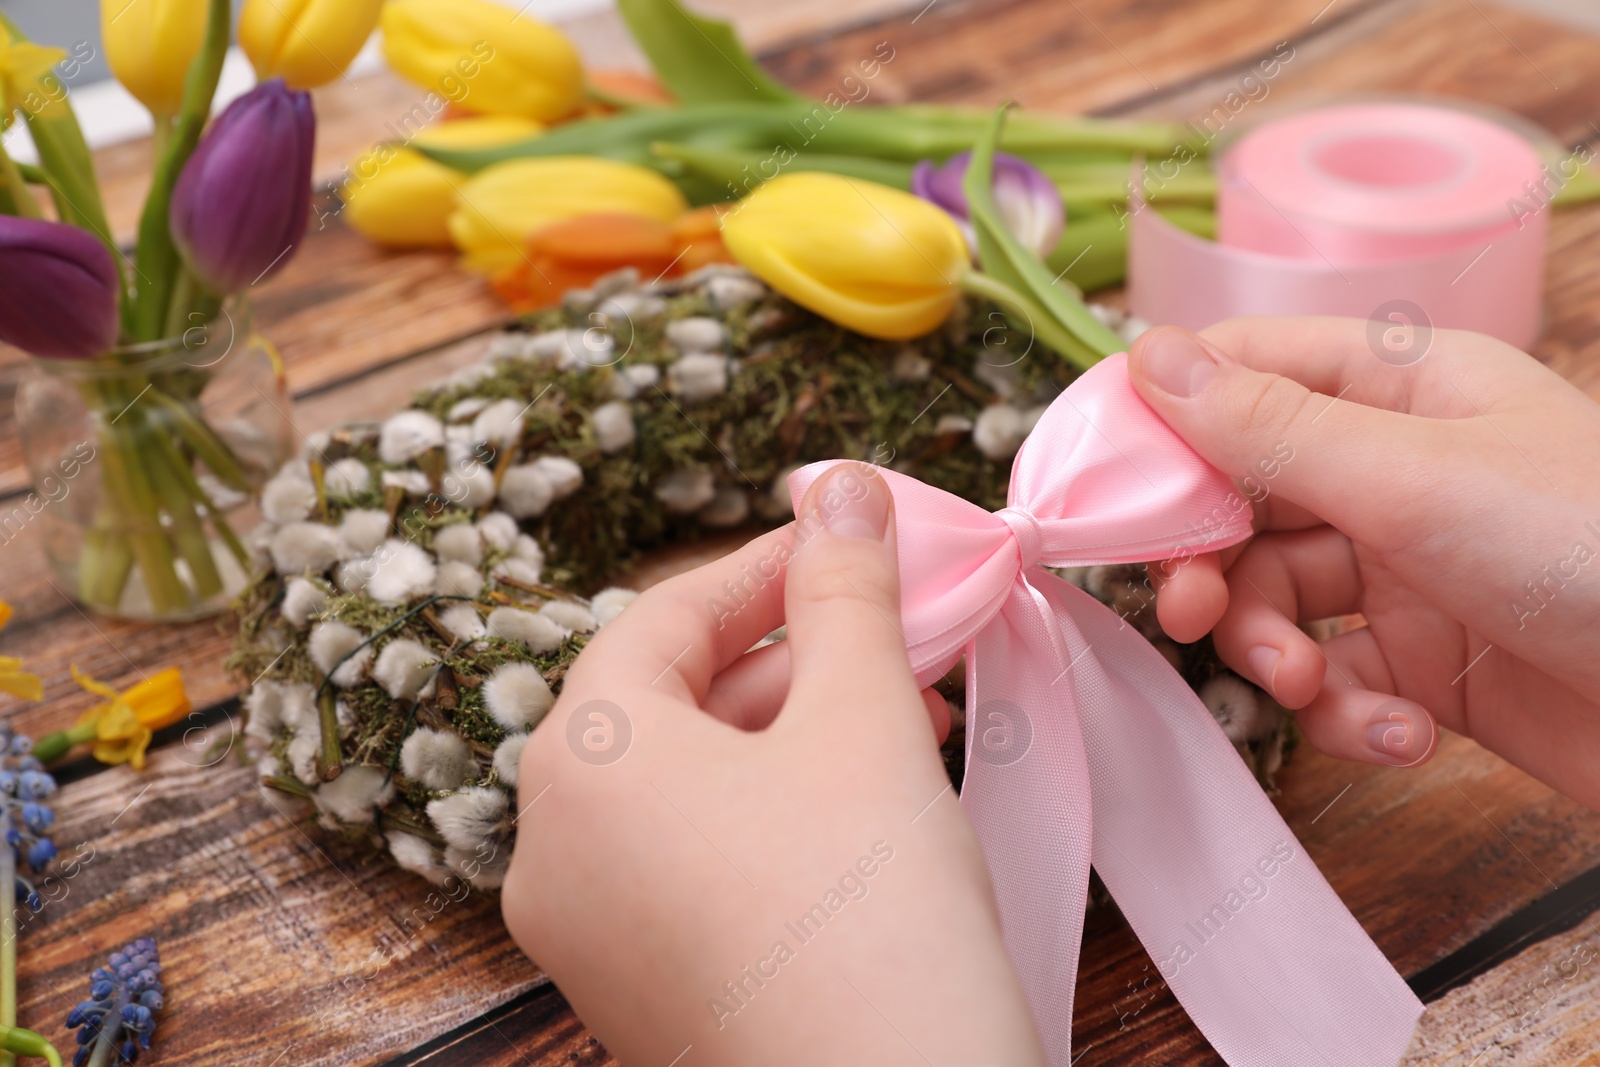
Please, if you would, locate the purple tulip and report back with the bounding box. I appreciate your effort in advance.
[0,216,120,360]
[911,150,1065,258]
[171,78,315,292]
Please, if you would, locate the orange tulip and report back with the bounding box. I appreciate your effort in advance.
[492,206,734,312]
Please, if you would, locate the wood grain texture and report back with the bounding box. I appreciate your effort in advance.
[1402,917,1600,1066]
[0,0,1597,1064]
[12,725,548,1067]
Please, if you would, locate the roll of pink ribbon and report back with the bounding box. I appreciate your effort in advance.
[1128,101,1548,348]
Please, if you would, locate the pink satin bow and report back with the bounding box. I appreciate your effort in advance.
[790,354,1423,1066]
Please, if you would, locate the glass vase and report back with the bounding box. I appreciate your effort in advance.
[13,299,293,620]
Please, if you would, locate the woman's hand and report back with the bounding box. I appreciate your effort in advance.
[502,463,1046,1066]
[1128,318,1600,808]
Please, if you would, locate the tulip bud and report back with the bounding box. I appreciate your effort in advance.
[240,0,385,90]
[449,157,688,275]
[912,151,1065,258]
[343,116,542,248]
[720,173,969,340]
[170,79,315,293]
[99,0,206,117]
[0,217,121,360]
[380,0,584,123]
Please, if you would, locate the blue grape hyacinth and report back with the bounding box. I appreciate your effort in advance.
[66,938,163,1067]
[0,724,57,907]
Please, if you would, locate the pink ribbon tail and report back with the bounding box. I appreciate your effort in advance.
[969,572,1423,1065]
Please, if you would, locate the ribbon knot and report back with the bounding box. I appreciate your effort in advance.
[790,354,1422,1066]
[996,506,1044,571]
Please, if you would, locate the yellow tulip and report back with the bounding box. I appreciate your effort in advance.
[450,157,688,275]
[720,173,970,340]
[0,600,41,703]
[240,0,384,90]
[0,35,64,117]
[343,116,543,248]
[381,0,584,123]
[99,0,204,117]
[66,666,191,769]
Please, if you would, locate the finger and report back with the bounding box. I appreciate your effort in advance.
[1148,550,1227,644]
[564,523,794,703]
[1293,628,1438,768]
[703,641,789,729]
[1128,325,1451,554]
[1211,528,1362,708]
[782,462,922,723]
[922,688,952,745]
[703,639,951,743]
[1198,316,1564,415]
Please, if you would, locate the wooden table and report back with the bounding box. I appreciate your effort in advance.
[0,0,1597,1063]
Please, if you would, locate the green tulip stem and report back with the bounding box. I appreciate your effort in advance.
[145,421,249,568]
[0,143,41,219]
[75,378,188,615]
[30,721,98,765]
[650,141,914,193]
[145,387,251,492]
[583,79,663,111]
[103,415,189,616]
[0,1029,59,1067]
[150,116,175,164]
[162,268,199,340]
[419,102,1201,175]
[131,0,230,341]
[959,271,1104,372]
[143,446,223,602]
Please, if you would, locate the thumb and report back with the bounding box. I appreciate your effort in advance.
[782,463,923,721]
[1128,325,1441,543]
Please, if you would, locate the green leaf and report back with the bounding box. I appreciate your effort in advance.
[964,106,1125,361]
[616,0,797,104]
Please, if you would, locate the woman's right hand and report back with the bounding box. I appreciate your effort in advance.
[1125,318,1600,809]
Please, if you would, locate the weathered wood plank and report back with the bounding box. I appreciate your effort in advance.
[758,0,1391,110]
[1402,917,1600,1065]
[4,0,1599,1064]
[12,725,548,1067]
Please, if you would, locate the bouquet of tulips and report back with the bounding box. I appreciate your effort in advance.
[341,0,1217,312]
[0,1,383,618]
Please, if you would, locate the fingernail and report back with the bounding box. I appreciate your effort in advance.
[1140,328,1219,398]
[817,464,890,541]
[1366,699,1434,766]
[1246,645,1280,692]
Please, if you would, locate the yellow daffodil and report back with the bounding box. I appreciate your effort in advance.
[344,116,543,248]
[0,36,64,118]
[720,173,970,339]
[0,600,41,703]
[63,666,190,769]
[98,0,204,117]
[239,0,384,91]
[450,156,688,275]
[381,0,584,123]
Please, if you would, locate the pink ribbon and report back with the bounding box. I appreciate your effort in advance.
[1128,102,1547,350]
[790,354,1423,1065]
